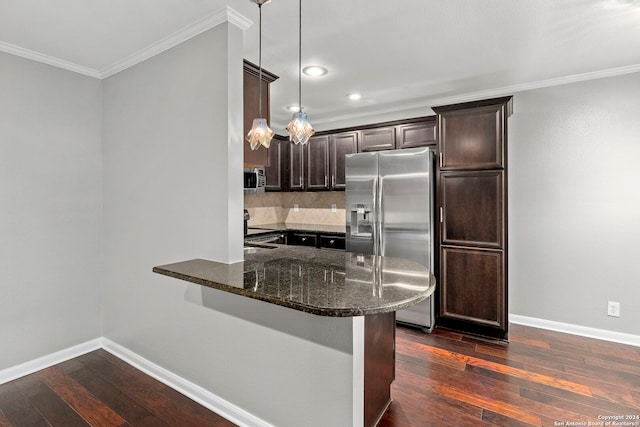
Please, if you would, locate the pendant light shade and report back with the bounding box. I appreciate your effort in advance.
[286,0,314,145]
[247,118,274,150]
[286,111,314,145]
[246,0,274,150]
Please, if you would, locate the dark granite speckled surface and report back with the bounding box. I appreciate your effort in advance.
[246,222,346,237]
[153,245,435,317]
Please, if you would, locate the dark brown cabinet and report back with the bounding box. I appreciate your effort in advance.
[359,127,396,152]
[440,246,505,330]
[243,60,278,167]
[396,118,436,149]
[288,131,357,192]
[264,136,283,191]
[288,142,305,191]
[319,235,346,250]
[288,232,318,247]
[437,102,508,170]
[286,231,346,251]
[433,96,512,340]
[330,131,358,190]
[272,117,433,192]
[440,171,504,248]
[306,135,330,190]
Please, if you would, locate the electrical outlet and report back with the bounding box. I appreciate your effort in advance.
[607,301,620,317]
[293,203,299,212]
[331,203,337,213]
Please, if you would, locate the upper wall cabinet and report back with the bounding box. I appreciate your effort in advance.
[306,135,331,190]
[302,131,358,191]
[357,117,436,153]
[288,142,305,191]
[243,60,278,167]
[265,135,284,191]
[435,98,512,170]
[396,118,436,149]
[359,127,396,152]
[330,131,358,190]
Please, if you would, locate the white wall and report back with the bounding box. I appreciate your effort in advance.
[0,52,103,369]
[509,72,640,335]
[101,23,358,426]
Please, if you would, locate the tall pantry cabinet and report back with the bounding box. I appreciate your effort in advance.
[433,96,513,340]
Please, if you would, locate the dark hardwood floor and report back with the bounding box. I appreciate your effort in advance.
[381,324,640,427]
[1,324,639,426]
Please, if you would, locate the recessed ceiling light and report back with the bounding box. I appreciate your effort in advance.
[347,93,362,101]
[287,105,301,112]
[302,66,328,77]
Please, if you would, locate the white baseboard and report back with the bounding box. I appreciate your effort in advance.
[101,338,272,427]
[0,338,102,385]
[510,314,640,347]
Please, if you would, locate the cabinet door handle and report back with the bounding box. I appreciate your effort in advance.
[332,176,335,188]
[440,206,444,223]
[325,176,328,187]
[299,176,302,187]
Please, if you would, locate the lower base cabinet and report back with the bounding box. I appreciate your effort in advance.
[287,232,346,251]
[364,312,395,427]
[438,245,507,339]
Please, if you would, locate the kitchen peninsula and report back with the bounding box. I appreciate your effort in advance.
[154,245,435,427]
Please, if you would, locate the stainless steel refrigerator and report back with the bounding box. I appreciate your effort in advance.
[346,147,435,331]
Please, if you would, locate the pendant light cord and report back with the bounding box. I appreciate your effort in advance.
[298,0,302,112]
[258,3,263,118]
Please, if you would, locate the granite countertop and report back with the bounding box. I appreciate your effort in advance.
[247,222,346,236]
[153,245,435,317]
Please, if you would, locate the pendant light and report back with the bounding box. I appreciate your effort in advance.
[246,0,274,150]
[286,0,315,145]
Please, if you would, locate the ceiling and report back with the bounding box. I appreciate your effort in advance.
[1,0,640,131]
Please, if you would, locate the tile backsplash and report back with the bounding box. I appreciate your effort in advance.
[245,192,346,226]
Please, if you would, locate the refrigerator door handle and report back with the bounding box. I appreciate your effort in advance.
[376,176,383,256]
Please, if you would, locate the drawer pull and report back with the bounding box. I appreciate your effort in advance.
[301,237,307,242]
[329,239,335,245]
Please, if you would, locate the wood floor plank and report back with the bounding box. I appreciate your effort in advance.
[13,374,90,427]
[396,350,595,426]
[466,363,639,416]
[382,386,494,427]
[481,409,541,427]
[0,381,50,427]
[434,383,543,426]
[519,387,620,421]
[503,333,551,350]
[76,350,235,426]
[0,409,11,427]
[38,366,127,427]
[397,334,523,372]
[68,365,171,427]
[414,340,593,396]
[396,351,521,396]
[587,342,640,362]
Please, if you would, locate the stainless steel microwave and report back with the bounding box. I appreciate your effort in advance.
[244,167,266,194]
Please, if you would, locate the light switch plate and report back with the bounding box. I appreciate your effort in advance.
[608,301,620,317]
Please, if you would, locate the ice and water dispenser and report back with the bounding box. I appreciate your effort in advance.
[349,203,373,238]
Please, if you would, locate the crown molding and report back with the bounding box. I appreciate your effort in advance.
[100,6,251,78]
[307,63,640,128]
[0,41,101,78]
